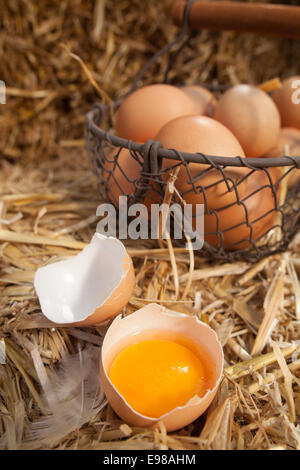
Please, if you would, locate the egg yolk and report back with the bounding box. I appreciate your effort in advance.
[108,339,208,418]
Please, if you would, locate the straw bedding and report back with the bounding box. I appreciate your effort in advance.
[0,0,299,450]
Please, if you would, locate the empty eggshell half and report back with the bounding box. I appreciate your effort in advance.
[100,303,224,432]
[34,233,135,326]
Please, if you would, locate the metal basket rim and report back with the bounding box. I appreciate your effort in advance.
[85,106,300,170]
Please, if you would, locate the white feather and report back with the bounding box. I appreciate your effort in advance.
[24,344,106,449]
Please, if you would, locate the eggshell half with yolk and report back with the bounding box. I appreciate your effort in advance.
[100,303,224,432]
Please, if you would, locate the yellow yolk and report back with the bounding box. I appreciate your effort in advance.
[108,339,208,418]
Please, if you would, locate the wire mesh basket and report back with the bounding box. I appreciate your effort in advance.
[85,0,300,262]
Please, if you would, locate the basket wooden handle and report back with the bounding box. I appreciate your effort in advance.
[172,1,300,39]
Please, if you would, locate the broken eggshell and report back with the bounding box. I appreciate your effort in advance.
[100,303,224,432]
[34,233,135,326]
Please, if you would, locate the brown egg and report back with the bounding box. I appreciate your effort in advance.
[213,84,281,157]
[181,85,216,116]
[180,169,246,211]
[203,169,279,250]
[104,147,162,211]
[271,76,300,129]
[263,127,300,187]
[115,84,196,142]
[155,115,247,209]
[103,148,143,205]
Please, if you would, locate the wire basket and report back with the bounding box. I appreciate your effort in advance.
[85,0,300,262]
